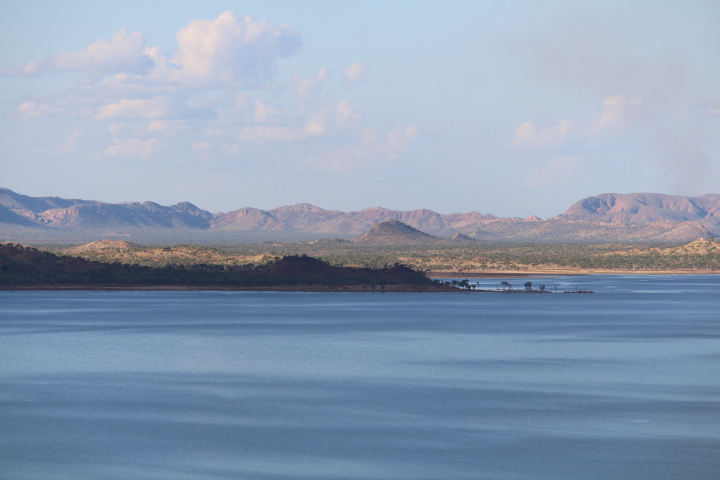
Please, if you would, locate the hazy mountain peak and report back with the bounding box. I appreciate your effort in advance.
[2,188,720,243]
[270,203,327,214]
[562,193,720,224]
[355,219,439,244]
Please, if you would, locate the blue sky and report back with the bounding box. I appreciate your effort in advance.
[2,1,719,218]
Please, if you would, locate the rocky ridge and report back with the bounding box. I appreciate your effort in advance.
[2,188,720,243]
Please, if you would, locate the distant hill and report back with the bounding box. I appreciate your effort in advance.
[63,239,137,254]
[450,232,476,242]
[354,219,440,244]
[2,188,719,244]
[561,193,720,224]
[0,188,212,230]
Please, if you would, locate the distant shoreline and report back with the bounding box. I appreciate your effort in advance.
[428,268,720,278]
[0,284,461,293]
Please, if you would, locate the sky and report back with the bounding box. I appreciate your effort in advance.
[1,1,719,218]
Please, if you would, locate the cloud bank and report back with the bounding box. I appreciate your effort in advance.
[5,11,415,170]
[5,29,154,76]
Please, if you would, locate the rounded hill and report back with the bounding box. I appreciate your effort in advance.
[354,219,440,244]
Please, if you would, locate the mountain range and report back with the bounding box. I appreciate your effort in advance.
[2,188,719,243]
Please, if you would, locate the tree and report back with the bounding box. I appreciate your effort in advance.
[524,281,532,291]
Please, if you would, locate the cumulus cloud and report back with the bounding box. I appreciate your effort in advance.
[509,95,645,152]
[5,12,418,172]
[385,126,418,158]
[297,68,331,96]
[4,12,302,85]
[336,100,361,126]
[11,101,88,119]
[148,120,169,132]
[253,100,277,123]
[95,97,180,120]
[60,131,82,153]
[170,11,302,84]
[592,94,644,136]
[238,117,329,143]
[7,12,303,121]
[344,62,368,84]
[509,120,573,149]
[4,30,154,76]
[509,91,718,196]
[304,118,326,136]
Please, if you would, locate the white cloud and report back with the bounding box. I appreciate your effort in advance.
[6,11,410,171]
[105,138,158,158]
[509,95,643,152]
[304,119,326,136]
[592,94,644,136]
[4,30,154,76]
[6,12,303,121]
[11,101,93,119]
[60,131,82,153]
[187,91,252,124]
[336,100,361,126]
[253,100,278,123]
[95,97,180,120]
[170,11,302,84]
[148,121,169,132]
[508,122,537,147]
[385,125,418,158]
[509,120,573,149]
[297,68,331,96]
[344,62,368,84]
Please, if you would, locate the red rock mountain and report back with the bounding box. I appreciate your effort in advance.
[2,188,719,243]
[561,193,720,224]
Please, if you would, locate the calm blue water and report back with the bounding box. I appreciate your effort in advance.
[1,275,719,479]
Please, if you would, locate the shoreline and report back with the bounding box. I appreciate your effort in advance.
[0,284,462,293]
[428,268,720,277]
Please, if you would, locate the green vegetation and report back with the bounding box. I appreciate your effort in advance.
[204,239,720,272]
[35,237,720,274]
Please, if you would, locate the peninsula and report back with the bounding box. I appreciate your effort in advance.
[0,243,455,291]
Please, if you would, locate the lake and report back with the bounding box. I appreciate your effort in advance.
[1,275,719,479]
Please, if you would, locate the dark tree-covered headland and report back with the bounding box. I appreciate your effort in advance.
[0,243,450,291]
